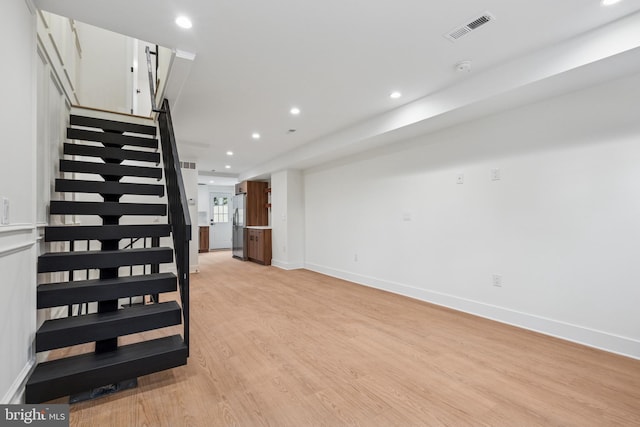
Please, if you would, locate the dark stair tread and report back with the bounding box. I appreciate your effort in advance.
[59,160,162,179]
[70,115,157,136]
[25,334,187,403]
[37,272,177,308]
[64,143,159,163]
[36,301,182,352]
[38,247,173,273]
[50,201,166,216]
[55,179,164,196]
[45,224,170,242]
[67,128,158,149]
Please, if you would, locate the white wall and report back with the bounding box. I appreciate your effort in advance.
[304,71,640,359]
[271,172,286,265]
[287,172,304,267]
[0,0,37,403]
[37,11,81,106]
[180,165,199,273]
[271,170,304,270]
[36,12,74,324]
[155,45,173,108]
[75,22,129,113]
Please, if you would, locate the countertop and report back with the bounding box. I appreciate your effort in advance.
[246,226,271,229]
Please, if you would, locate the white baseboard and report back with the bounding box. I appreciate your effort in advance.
[271,259,304,270]
[305,262,640,360]
[2,357,35,404]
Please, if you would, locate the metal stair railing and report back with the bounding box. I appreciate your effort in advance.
[157,99,191,355]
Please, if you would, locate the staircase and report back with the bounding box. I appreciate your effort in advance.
[26,107,190,403]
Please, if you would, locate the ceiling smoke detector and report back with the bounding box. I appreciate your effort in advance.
[444,11,495,42]
[455,60,472,73]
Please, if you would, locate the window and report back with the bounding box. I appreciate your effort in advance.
[212,196,229,223]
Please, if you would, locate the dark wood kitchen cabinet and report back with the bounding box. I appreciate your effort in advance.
[199,226,209,253]
[236,180,268,226]
[247,228,271,265]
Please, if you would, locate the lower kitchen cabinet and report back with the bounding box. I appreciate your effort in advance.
[199,226,209,253]
[247,228,271,265]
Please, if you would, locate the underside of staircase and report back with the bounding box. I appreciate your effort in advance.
[26,109,189,403]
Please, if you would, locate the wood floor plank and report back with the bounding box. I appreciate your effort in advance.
[44,251,640,426]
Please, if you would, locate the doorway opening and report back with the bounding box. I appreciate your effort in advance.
[209,192,233,249]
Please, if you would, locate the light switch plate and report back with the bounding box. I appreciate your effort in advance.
[2,198,9,225]
[492,274,502,287]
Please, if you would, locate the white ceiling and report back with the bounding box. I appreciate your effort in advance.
[34,0,640,182]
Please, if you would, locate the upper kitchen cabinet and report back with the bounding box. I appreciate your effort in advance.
[235,181,247,195]
[236,180,268,226]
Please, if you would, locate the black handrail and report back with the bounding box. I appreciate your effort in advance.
[157,98,191,355]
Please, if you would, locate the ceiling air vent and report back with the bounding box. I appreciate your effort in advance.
[444,11,495,42]
[180,161,196,170]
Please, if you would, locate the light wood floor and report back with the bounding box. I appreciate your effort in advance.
[54,251,640,426]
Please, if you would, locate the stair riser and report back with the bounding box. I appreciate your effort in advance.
[49,201,166,217]
[64,143,160,163]
[55,179,164,197]
[36,304,182,352]
[70,115,156,136]
[38,249,173,273]
[60,160,162,179]
[68,128,157,149]
[37,274,177,308]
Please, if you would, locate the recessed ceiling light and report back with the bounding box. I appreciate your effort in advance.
[390,91,402,99]
[601,0,622,5]
[175,16,193,29]
[290,107,301,115]
[209,180,214,184]
[252,132,261,140]
[226,151,233,156]
[225,165,231,169]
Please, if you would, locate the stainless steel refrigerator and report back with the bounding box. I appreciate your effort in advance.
[232,194,247,260]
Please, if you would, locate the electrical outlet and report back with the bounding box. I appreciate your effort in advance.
[492,274,502,287]
[456,173,464,184]
[491,169,501,181]
[1,198,8,225]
